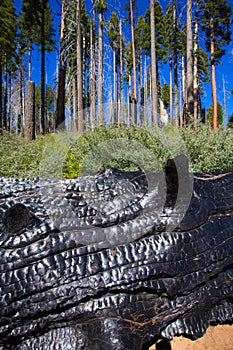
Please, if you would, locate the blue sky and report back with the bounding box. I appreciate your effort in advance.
[14,0,233,121]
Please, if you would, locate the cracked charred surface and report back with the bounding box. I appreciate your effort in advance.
[0,156,232,350]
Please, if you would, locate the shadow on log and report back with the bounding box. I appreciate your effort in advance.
[0,155,232,349]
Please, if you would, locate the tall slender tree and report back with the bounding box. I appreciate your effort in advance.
[20,0,56,134]
[186,0,194,123]
[199,0,232,130]
[56,0,66,128]
[76,0,84,132]
[150,0,158,125]
[130,0,137,115]
[107,12,121,123]
[0,0,17,129]
[94,0,107,126]
[173,0,178,127]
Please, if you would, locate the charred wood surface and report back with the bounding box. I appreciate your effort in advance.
[0,156,232,349]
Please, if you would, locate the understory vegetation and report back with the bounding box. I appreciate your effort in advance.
[0,125,232,178]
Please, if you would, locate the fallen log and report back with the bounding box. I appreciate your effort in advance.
[0,156,232,349]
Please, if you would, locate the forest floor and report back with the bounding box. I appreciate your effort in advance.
[149,325,233,350]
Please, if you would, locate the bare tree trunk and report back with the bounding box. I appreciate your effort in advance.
[56,0,66,128]
[113,49,117,124]
[144,57,148,126]
[150,0,158,125]
[169,54,173,124]
[25,80,35,140]
[0,61,2,129]
[97,12,104,125]
[18,61,24,134]
[76,0,84,132]
[40,2,46,135]
[193,15,198,124]
[119,19,123,125]
[130,0,137,124]
[186,0,194,124]
[210,17,217,130]
[3,71,8,130]
[173,0,178,127]
[180,55,185,127]
[89,21,96,129]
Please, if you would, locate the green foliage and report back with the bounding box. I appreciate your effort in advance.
[161,83,170,109]
[181,124,233,172]
[228,113,233,128]
[93,0,107,13]
[0,0,17,69]
[206,102,223,126]
[144,1,168,60]
[0,130,43,178]
[0,125,232,179]
[19,0,56,51]
[199,0,232,64]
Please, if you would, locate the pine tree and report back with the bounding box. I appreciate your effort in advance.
[76,0,84,132]
[19,0,56,134]
[56,0,66,128]
[186,0,194,123]
[150,0,158,125]
[0,0,17,129]
[107,12,121,123]
[94,0,107,126]
[199,0,232,130]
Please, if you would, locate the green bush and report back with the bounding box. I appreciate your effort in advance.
[0,124,232,178]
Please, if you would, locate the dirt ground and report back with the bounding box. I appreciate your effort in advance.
[149,325,233,350]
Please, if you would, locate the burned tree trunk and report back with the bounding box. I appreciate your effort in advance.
[24,80,35,140]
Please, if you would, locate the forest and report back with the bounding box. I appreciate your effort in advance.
[1,0,233,137]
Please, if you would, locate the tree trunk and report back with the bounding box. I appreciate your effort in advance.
[0,61,2,129]
[210,17,217,130]
[150,0,158,125]
[130,0,137,125]
[40,2,46,135]
[169,54,173,124]
[3,71,8,130]
[113,50,117,124]
[173,0,178,127]
[25,80,35,140]
[97,12,104,126]
[193,15,198,124]
[186,0,194,123]
[89,21,96,129]
[18,61,24,135]
[144,56,148,126]
[56,0,66,129]
[76,0,84,132]
[119,20,123,125]
[180,55,185,127]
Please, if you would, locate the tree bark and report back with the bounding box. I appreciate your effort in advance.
[97,12,104,126]
[89,20,96,128]
[169,55,173,124]
[193,15,198,124]
[25,80,35,140]
[40,2,46,135]
[76,0,84,132]
[0,61,2,129]
[150,0,158,125]
[56,0,66,128]
[130,0,137,125]
[186,0,194,124]
[173,0,178,127]
[210,17,217,130]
